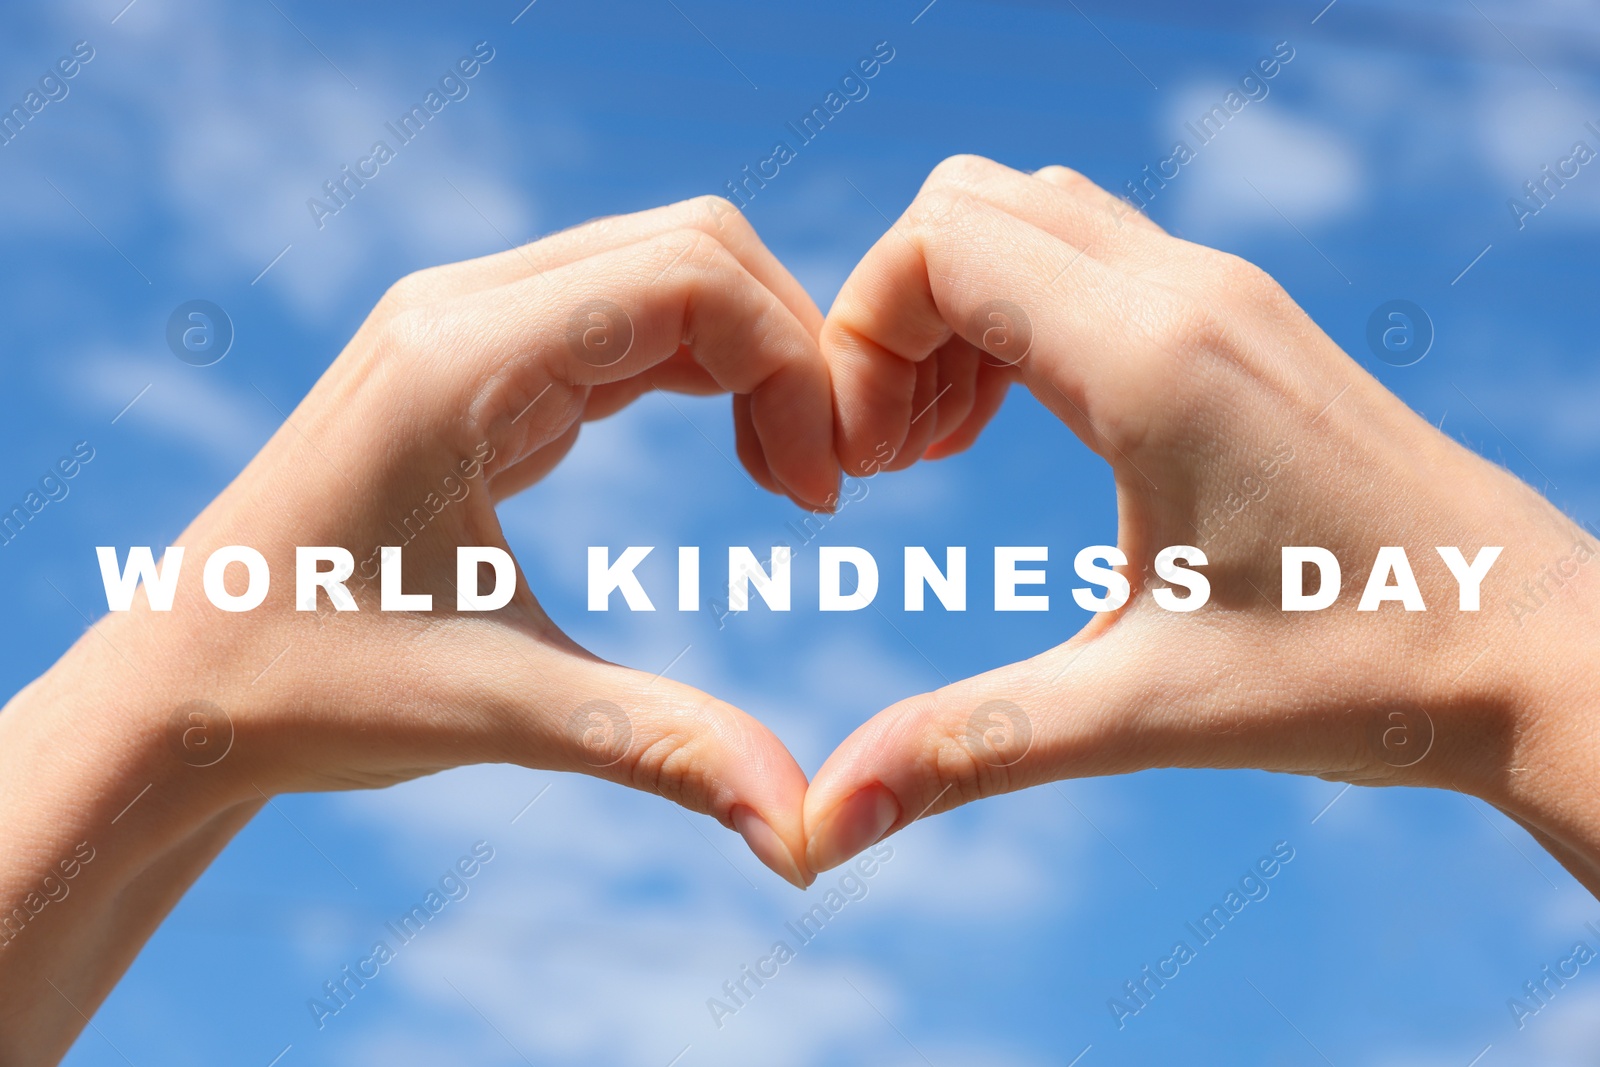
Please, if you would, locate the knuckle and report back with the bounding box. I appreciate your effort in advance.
[624,727,704,807]
[924,153,1000,193]
[664,226,733,275]
[375,303,448,361]
[1203,251,1295,316]
[1033,164,1092,191]
[906,186,973,232]
[1154,298,1234,365]
[378,268,443,314]
[919,707,1020,808]
[686,193,747,237]
[1208,251,1273,295]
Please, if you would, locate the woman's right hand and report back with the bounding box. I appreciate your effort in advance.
[802,155,1600,897]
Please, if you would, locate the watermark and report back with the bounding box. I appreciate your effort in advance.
[565,299,635,368]
[0,841,96,951]
[1506,529,1599,627]
[0,40,95,149]
[1365,299,1433,367]
[167,700,235,768]
[307,42,496,230]
[1108,840,1296,1029]
[1367,704,1433,769]
[308,840,495,1029]
[1507,121,1600,232]
[720,41,896,210]
[354,441,496,583]
[1506,923,1600,1030]
[1119,41,1296,214]
[967,299,1033,367]
[1191,440,1294,546]
[567,700,632,768]
[706,842,895,1030]
[166,299,234,366]
[1,440,95,548]
[964,700,1032,768]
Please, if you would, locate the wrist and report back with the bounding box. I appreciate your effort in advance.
[1467,522,1600,891]
[0,623,263,1062]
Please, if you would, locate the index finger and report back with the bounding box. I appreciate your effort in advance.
[821,189,1189,474]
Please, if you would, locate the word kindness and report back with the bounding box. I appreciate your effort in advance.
[589,544,1505,614]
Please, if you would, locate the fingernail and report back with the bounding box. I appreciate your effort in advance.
[732,806,811,890]
[806,783,900,874]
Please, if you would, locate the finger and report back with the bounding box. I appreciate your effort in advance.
[1030,164,1168,237]
[564,660,815,889]
[487,638,815,888]
[803,629,1155,873]
[578,349,724,422]
[887,355,943,471]
[368,199,827,504]
[373,196,823,340]
[918,156,1165,264]
[401,616,815,888]
[925,360,1013,460]
[488,421,583,502]
[923,336,983,451]
[804,590,1457,873]
[822,189,1186,476]
[733,392,785,499]
[412,228,840,510]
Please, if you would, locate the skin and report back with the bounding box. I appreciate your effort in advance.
[2,158,1598,1061]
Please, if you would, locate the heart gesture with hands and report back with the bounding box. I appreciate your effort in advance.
[4,154,1599,1066]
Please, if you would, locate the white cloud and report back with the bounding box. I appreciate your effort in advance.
[328,767,906,1067]
[1167,90,1364,236]
[1529,986,1600,1064]
[1476,82,1600,229]
[24,0,538,324]
[73,349,277,464]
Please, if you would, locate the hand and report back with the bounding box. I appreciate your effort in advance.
[802,155,1600,894]
[0,196,837,1062]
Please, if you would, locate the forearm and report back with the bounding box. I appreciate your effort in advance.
[0,627,259,1065]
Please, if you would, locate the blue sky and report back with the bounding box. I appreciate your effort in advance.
[4,0,1600,1064]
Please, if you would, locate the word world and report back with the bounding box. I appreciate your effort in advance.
[96,544,518,613]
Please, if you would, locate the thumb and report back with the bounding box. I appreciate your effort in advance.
[802,624,1164,874]
[520,651,815,889]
